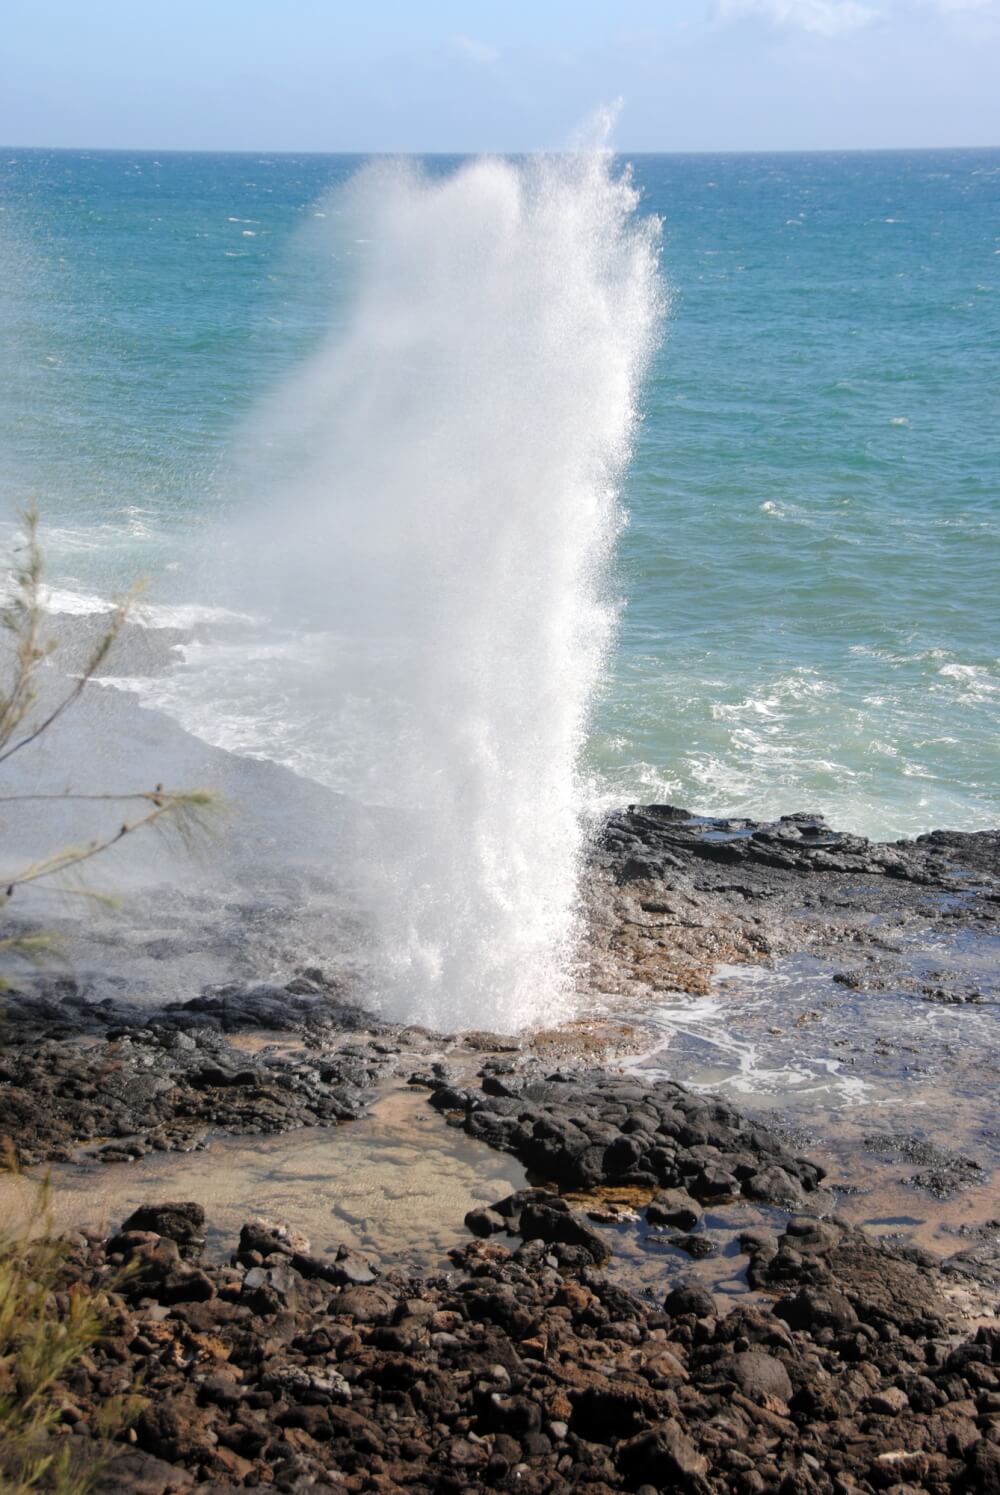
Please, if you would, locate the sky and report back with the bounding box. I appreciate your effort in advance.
[2,0,999,153]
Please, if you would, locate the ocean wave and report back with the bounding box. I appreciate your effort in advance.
[937,662,999,702]
[0,574,259,633]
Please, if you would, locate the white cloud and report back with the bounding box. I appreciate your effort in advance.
[450,35,501,66]
[715,0,877,36]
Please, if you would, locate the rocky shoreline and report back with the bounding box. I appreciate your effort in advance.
[42,1189,1000,1495]
[587,804,1000,1005]
[3,805,999,1492]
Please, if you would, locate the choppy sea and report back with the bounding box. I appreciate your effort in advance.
[1,147,998,839]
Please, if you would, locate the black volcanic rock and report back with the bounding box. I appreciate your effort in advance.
[0,1022,396,1166]
[119,1202,206,1252]
[431,1067,826,1212]
[586,803,1000,1009]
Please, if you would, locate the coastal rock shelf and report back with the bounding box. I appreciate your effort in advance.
[587,804,1000,1004]
[604,806,1000,883]
[0,987,400,1167]
[583,804,1000,1257]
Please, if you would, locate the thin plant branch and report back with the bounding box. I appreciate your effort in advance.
[0,507,216,978]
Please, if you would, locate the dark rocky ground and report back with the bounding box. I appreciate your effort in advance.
[41,1177,1000,1495]
[8,1059,1000,1492]
[0,980,400,1166]
[3,805,1000,1492]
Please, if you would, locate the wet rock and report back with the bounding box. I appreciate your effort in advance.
[604,1134,647,1175]
[464,1206,506,1238]
[944,1235,1000,1288]
[646,1188,702,1230]
[668,1232,716,1259]
[864,1132,987,1198]
[436,1067,821,1211]
[743,1164,807,1209]
[590,807,1000,1039]
[120,1203,206,1253]
[750,1216,944,1332]
[0,1023,394,1165]
[689,1162,738,1200]
[428,1085,472,1112]
[664,1285,716,1319]
[518,1197,612,1264]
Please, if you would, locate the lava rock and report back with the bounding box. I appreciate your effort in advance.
[616,1419,709,1489]
[119,1203,206,1252]
[664,1285,716,1318]
[464,1207,506,1238]
[646,1189,702,1230]
[776,1286,859,1333]
[715,1350,793,1403]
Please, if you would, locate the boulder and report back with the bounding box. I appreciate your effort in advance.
[646,1189,702,1231]
[664,1285,716,1319]
[715,1350,793,1403]
[616,1419,709,1488]
[119,1203,206,1252]
[776,1286,858,1333]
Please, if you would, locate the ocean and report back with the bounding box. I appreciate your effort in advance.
[1,146,998,844]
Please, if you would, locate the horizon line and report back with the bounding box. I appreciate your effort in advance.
[2,142,998,159]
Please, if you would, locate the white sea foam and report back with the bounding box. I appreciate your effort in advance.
[38,585,112,616]
[938,663,999,703]
[222,139,663,1031]
[637,966,873,1110]
[140,601,258,630]
[18,583,258,632]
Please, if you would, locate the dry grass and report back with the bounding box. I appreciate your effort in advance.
[0,508,207,1483]
[0,1153,141,1494]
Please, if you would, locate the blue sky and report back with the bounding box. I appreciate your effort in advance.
[3,0,998,152]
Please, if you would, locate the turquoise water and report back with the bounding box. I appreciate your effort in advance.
[1,148,998,839]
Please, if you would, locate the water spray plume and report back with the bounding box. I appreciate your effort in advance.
[239,143,663,1032]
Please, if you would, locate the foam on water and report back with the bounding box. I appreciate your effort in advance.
[223,146,662,1031]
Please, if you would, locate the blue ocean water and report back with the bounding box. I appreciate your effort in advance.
[1,147,998,839]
